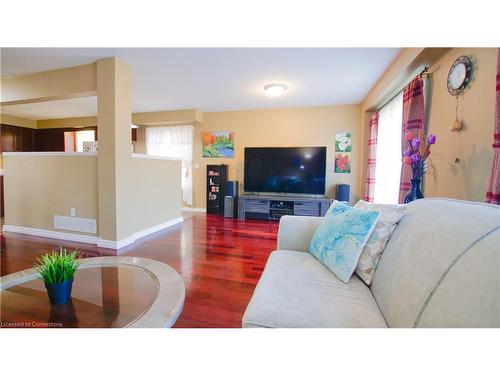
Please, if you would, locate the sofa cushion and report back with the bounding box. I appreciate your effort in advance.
[309,201,380,283]
[371,198,500,328]
[353,200,406,285]
[415,230,500,327]
[242,250,387,328]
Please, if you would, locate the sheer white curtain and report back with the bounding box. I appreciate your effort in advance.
[146,125,194,206]
[373,91,403,204]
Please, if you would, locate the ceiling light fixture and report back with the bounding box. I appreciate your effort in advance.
[264,83,287,97]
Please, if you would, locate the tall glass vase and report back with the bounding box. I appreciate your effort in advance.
[403,178,424,203]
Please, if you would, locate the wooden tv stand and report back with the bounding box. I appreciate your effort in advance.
[238,194,330,221]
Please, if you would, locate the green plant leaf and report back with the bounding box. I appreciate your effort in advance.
[34,245,81,284]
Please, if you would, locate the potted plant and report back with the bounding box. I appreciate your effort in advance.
[34,246,81,305]
[401,132,437,203]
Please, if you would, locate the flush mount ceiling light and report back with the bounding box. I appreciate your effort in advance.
[264,83,287,97]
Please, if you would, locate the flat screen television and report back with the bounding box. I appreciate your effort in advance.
[244,147,326,195]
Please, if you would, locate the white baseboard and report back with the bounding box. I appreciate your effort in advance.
[133,217,184,241]
[2,216,184,251]
[95,237,135,250]
[182,207,206,213]
[1,225,99,245]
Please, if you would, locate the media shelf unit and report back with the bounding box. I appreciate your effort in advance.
[206,164,228,215]
[238,194,330,221]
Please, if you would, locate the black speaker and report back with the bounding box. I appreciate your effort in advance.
[336,184,350,203]
[224,181,239,197]
[223,181,239,218]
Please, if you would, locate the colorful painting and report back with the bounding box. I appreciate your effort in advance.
[202,131,234,158]
[335,153,351,173]
[335,131,352,152]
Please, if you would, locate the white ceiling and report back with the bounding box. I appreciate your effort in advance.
[1,48,400,118]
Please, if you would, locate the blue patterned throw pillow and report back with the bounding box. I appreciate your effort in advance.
[309,201,380,283]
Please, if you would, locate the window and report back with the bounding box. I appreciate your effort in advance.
[146,125,194,206]
[64,130,96,152]
[373,92,403,204]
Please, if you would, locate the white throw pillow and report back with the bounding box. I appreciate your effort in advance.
[353,200,406,285]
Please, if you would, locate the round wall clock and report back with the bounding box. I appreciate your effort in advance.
[447,55,474,96]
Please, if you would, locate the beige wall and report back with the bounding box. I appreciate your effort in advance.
[362,48,425,111]
[359,47,497,203]
[3,154,98,233]
[135,105,361,208]
[124,157,182,234]
[2,58,183,246]
[35,109,203,129]
[362,48,451,112]
[96,58,131,241]
[0,113,37,128]
[2,153,181,238]
[133,109,203,126]
[37,116,97,129]
[191,105,361,207]
[1,63,96,105]
[423,48,497,201]
[94,59,182,241]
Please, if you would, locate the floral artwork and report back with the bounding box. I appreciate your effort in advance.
[335,153,351,173]
[335,131,352,152]
[202,131,234,158]
[335,131,352,173]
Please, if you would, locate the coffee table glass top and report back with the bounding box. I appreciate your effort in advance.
[1,264,159,328]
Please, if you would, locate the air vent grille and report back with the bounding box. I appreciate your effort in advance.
[54,215,97,234]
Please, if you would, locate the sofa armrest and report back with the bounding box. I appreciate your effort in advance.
[277,215,323,252]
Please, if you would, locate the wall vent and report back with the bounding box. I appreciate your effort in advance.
[54,215,97,234]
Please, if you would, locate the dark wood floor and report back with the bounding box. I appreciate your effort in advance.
[0,214,279,328]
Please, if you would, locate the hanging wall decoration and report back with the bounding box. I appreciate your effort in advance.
[447,55,476,132]
[335,131,352,173]
[335,131,352,152]
[202,131,234,158]
[335,153,351,173]
[447,55,474,96]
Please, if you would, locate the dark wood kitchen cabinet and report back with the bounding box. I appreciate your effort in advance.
[0,124,35,152]
[35,128,65,151]
[35,126,98,151]
[1,124,137,153]
[0,176,4,217]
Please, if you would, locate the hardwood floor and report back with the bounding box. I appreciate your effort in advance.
[0,214,279,328]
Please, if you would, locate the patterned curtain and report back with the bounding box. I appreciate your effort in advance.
[364,112,379,202]
[399,76,425,203]
[485,49,500,204]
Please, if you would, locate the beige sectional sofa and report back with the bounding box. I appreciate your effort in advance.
[242,198,500,328]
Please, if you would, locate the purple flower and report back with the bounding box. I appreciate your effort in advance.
[411,138,421,150]
[427,134,436,144]
[410,153,421,164]
[403,148,412,157]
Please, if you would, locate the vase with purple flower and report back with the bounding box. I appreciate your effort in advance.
[401,132,437,203]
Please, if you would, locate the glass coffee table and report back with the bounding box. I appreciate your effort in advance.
[0,256,185,328]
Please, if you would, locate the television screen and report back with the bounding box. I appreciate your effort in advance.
[244,147,326,195]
